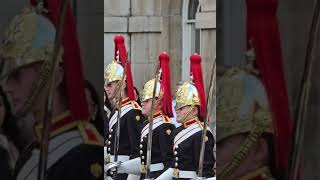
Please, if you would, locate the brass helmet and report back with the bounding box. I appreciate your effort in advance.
[141,78,161,102]
[216,67,273,179]
[104,59,125,85]
[175,81,200,110]
[141,52,173,117]
[104,35,135,100]
[216,67,273,143]
[0,6,56,78]
[175,54,206,118]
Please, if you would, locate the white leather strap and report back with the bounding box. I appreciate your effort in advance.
[17,131,83,180]
[178,170,197,179]
[109,104,133,130]
[150,163,164,172]
[206,177,216,180]
[109,155,130,163]
[174,123,202,148]
[141,117,163,140]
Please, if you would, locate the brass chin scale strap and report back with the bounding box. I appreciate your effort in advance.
[16,47,62,118]
[218,123,265,180]
[179,106,196,124]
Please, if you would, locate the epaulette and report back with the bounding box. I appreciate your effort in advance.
[162,115,171,123]
[78,121,103,146]
[131,101,141,110]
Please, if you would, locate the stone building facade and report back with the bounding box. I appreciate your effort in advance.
[104,0,216,93]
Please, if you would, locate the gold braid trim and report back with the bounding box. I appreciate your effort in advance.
[218,123,265,180]
[179,106,195,124]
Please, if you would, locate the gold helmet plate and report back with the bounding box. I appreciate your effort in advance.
[175,81,200,110]
[0,6,56,79]
[141,78,161,102]
[104,61,125,85]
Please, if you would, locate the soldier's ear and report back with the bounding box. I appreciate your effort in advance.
[192,106,199,117]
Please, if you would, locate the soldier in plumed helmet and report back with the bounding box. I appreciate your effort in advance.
[108,52,176,179]
[104,35,144,180]
[0,1,104,180]
[157,54,215,180]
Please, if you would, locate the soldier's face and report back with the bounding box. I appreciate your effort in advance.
[3,63,41,114]
[105,81,118,100]
[141,98,152,115]
[176,106,197,123]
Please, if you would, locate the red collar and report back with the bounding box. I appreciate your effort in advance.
[34,111,78,141]
[153,111,163,118]
[183,117,199,128]
[121,97,131,106]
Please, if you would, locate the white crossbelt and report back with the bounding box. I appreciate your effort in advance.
[109,155,130,174]
[109,155,130,162]
[150,163,164,172]
[177,170,197,179]
[17,131,83,180]
[109,103,133,130]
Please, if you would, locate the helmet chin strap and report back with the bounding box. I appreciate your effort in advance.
[146,98,161,118]
[179,105,195,124]
[15,47,62,119]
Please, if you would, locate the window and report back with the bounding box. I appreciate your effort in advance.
[182,0,201,80]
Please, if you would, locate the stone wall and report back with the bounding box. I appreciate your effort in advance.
[104,0,216,93]
[104,0,183,90]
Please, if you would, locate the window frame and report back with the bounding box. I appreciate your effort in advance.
[182,0,202,81]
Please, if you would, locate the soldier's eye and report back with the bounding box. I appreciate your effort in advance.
[7,70,21,82]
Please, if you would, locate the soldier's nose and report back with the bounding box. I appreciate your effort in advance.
[2,80,15,97]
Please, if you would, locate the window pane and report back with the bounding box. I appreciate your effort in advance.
[195,28,200,53]
[189,24,200,54]
[188,0,199,20]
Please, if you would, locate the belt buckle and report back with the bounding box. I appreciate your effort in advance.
[141,165,147,174]
[173,168,179,178]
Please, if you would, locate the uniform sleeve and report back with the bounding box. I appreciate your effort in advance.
[126,110,144,159]
[0,148,13,180]
[158,123,175,169]
[193,131,215,177]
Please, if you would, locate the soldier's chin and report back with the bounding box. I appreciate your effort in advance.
[11,104,24,116]
[141,108,150,115]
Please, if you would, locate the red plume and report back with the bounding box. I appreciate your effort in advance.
[114,35,135,100]
[159,52,173,117]
[31,0,89,121]
[246,0,292,173]
[190,54,206,118]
